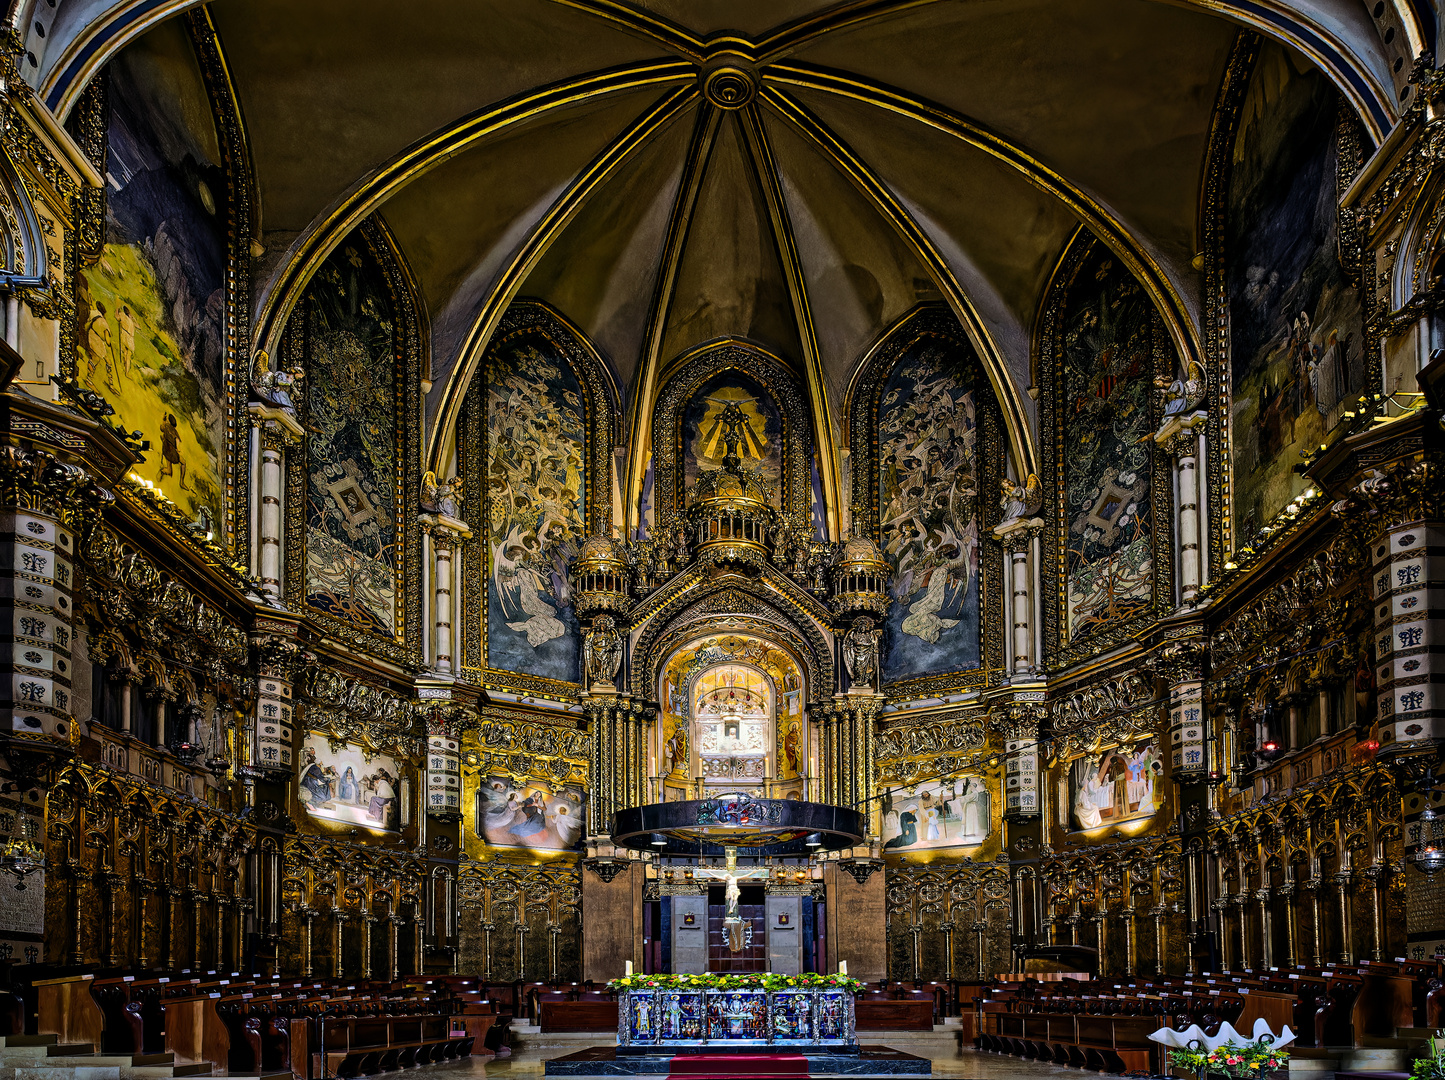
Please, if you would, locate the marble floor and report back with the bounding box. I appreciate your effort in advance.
[412,1048,1091,1078]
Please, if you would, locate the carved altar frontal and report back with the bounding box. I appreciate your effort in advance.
[616,987,857,1054]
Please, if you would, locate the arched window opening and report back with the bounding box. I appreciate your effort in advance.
[694,664,771,787]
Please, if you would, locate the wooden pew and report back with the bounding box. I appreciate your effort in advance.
[34,974,104,1049]
[539,1001,617,1033]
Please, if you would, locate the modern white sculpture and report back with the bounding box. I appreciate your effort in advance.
[1147,1018,1297,1052]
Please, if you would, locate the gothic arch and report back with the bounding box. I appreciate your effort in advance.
[457,300,619,693]
[628,576,835,700]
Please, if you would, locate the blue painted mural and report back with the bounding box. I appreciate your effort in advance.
[877,337,982,682]
[485,334,587,682]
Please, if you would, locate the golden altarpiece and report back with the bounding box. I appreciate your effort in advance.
[0,2,1429,999]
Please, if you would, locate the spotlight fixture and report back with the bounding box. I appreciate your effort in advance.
[650,833,667,847]
[805,832,823,848]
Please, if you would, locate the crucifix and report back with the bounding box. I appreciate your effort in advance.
[693,846,771,952]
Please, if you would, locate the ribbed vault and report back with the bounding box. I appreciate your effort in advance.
[29,0,1410,534]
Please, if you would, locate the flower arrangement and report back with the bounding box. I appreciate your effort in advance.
[1167,1036,1289,1078]
[606,972,865,994]
[1410,1031,1445,1080]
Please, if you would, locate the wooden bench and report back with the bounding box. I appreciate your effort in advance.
[539,1001,617,1033]
[291,1013,472,1079]
[856,999,933,1030]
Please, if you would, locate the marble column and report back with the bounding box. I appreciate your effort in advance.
[420,517,472,673]
[992,518,1043,674]
[248,405,304,602]
[1157,410,1208,604]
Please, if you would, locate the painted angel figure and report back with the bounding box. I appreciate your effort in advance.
[998,473,1042,523]
[251,349,303,417]
[493,528,567,648]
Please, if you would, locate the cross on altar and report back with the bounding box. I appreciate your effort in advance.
[692,846,770,951]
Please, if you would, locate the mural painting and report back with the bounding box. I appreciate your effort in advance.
[304,240,400,637]
[1228,43,1364,542]
[881,777,991,851]
[485,333,588,682]
[477,775,584,851]
[876,336,981,681]
[78,26,228,537]
[1060,243,1157,642]
[297,734,401,832]
[1069,740,1162,832]
[683,372,783,507]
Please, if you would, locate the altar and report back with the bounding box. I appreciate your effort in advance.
[617,986,855,1052]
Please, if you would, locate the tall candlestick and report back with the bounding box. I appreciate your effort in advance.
[839,960,847,976]
[626,960,633,976]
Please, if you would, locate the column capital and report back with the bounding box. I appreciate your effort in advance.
[1153,408,1209,459]
[419,512,473,546]
[991,515,1043,551]
[248,402,305,449]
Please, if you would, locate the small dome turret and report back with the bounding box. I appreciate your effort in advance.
[832,535,891,618]
[571,534,632,619]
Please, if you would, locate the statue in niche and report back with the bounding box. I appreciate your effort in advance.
[421,471,462,519]
[670,521,691,571]
[843,616,881,691]
[250,349,304,418]
[998,473,1042,524]
[583,614,623,687]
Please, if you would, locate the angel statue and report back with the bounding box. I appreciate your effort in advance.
[843,616,880,691]
[583,614,623,688]
[1158,359,1207,420]
[421,471,462,519]
[999,473,1043,523]
[250,350,303,417]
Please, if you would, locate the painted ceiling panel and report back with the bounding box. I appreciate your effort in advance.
[785,86,1078,386]
[519,105,696,396]
[377,89,671,378]
[760,108,938,410]
[209,0,671,232]
[787,0,1235,278]
[659,113,803,371]
[626,0,842,37]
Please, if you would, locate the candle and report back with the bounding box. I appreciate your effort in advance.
[626,960,633,976]
[839,960,847,976]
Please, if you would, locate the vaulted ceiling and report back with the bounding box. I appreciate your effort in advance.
[38,0,1412,482]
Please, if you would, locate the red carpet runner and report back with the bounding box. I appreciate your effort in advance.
[668,1053,810,1079]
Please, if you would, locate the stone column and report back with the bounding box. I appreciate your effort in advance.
[419,516,472,674]
[999,702,1043,819]
[1371,522,1445,750]
[0,455,88,746]
[1160,637,1208,778]
[992,518,1043,674]
[248,406,304,602]
[1160,412,1209,604]
[425,712,462,820]
[251,635,299,775]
